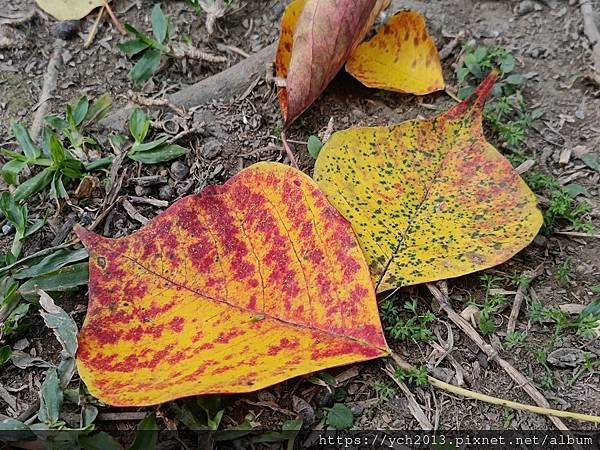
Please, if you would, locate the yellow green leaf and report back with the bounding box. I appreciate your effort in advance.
[75,162,388,406]
[346,10,445,95]
[35,0,108,21]
[313,74,543,293]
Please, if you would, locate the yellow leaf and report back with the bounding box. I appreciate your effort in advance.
[36,0,107,21]
[274,0,306,81]
[313,74,542,293]
[346,10,445,95]
[75,162,388,406]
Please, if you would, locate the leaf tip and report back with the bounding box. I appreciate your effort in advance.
[445,71,499,121]
[75,225,106,251]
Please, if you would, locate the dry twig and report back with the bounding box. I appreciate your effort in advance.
[426,282,573,430]
[507,264,544,335]
[281,130,299,169]
[384,363,433,430]
[439,31,465,60]
[556,230,600,239]
[122,198,149,225]
[102,0,125,34]
[31,40,63,140]
[85,7,105,48]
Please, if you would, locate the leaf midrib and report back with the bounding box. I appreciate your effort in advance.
[375,142,453,290]
[119,235,385,353]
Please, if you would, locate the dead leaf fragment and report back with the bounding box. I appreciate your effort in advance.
[346,10,445,94]
[75,162,388,406]
[35,0,107,21]
[314,74,543,292]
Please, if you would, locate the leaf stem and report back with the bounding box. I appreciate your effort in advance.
[10,238,22,261]
[280,130,299,169]
[103,0,126,35]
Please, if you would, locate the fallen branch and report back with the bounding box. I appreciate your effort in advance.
[426,282,572,431]
[580,0,600,78]
[390,352,600,425]
[101,43,276,132]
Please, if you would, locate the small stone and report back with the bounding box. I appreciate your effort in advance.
[314,388,334,407]
[134,185,151,197]
[516,0,539,15]
[13,338,29,351]
[52,21,81,40]
[202,138,222,159]
[348,402,365,417]
[170,161,189,180]
[158,184,175,200]
[547,348,585,368]
[2,223,14,235]
[533,235,548,248]
[257,390,276,402]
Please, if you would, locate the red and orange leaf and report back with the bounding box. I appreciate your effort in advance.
[346,10,445,95]
[75,162,389,406]
[276,0,390,126]
[313,74,543,293]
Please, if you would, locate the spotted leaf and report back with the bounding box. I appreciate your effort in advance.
[75,162,388,406]
[275,0,390,126]
[313,74,543,293]
[346,11,445,95]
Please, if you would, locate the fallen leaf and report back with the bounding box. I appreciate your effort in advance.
[10,350,51,369]
[346,11,445,94]
[76,162,388,406]
[314,74,543,292]
[38,368,63,425]
[580,152,600,171]
[276,0,390,126]
[35,0,108,21]
[38,289,78,358]
[274,0,306,84]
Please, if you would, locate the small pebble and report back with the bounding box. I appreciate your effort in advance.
[158,184,175,200]
[516,0,540,15]
[533,235,548,248]
[170,161,189,180]
[134,185,151,197]
[202,138,222,160]
[314,388,334,407]
[2,223,15,236]
[349,403,366,416]
[52,21,81,40]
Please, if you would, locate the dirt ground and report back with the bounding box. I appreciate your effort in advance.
[0,0,599,444]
